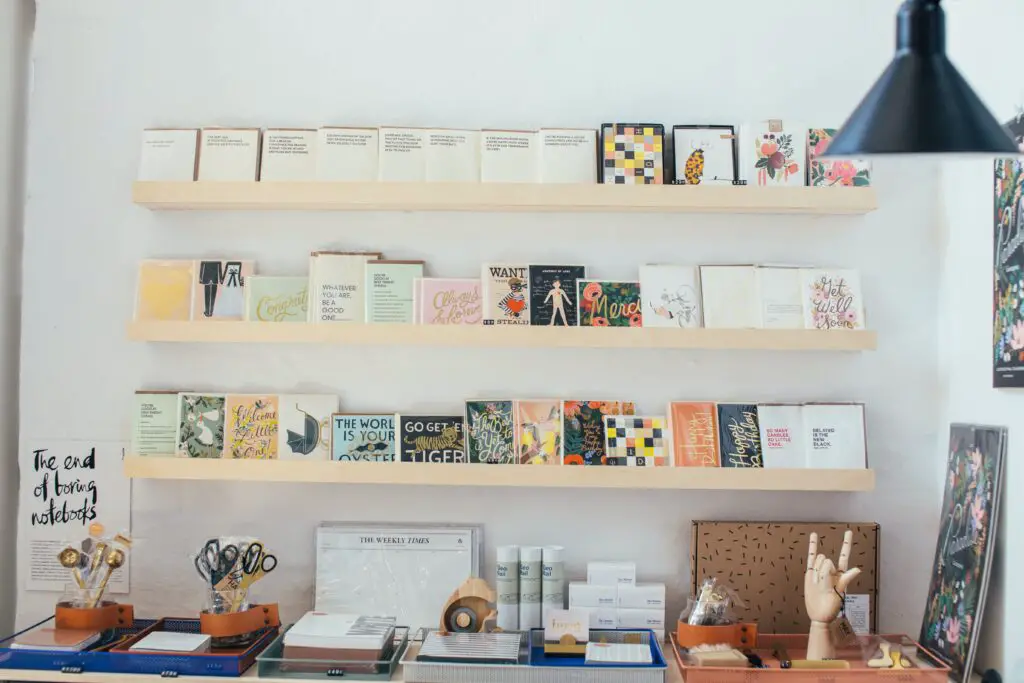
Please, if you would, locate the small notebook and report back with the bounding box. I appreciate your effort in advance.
[585,642,652,665]
[11,627,100,652]
[416,631,521,664]
[130,632,211,653]
[284,613,396,650]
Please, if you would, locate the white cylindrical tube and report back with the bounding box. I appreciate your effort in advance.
[519,545,542,630]
[541,545,565,621]
[496,545,520,631]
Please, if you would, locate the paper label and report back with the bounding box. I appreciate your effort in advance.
[318,530,472,552]
[843,594,871,634]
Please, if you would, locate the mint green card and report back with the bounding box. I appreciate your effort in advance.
[246,276,308,322]
[366,261,424,324]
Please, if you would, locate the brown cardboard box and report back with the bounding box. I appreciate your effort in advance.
[690,521,879,633]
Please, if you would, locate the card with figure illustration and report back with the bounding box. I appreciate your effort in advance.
[136,260,195,321]
[245,276,308,322]
[515,399,562,464]
[225,394,279,459]
[482,264,530,325]
[529,265,585,326]
[717,403,763,467]
[192,259,254,320]
[279,394,338,460]
[639,265,702,328]
[398,415,466,463]
[667,402,720,467]
[577,280,642,327]
[604,415,668,466]
[414,278,482,325]
[799,268,865,330]
[332,413,395,461]
[740,120,807,187]
[465,400,516,464]
[561,401,635,465]
[672,125,737,185]
[177,393,226,458]
[808,128,870,187]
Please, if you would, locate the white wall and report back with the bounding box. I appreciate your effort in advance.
[17,0,948,639]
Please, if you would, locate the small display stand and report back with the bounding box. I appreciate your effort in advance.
[256,624,409,680]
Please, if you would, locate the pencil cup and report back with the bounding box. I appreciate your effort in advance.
[61,585,108,609]
[202,587,257,648]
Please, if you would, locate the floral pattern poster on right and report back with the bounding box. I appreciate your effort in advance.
[993,113,1024,386]
[919,424,1005,683]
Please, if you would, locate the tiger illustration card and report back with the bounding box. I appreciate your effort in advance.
[482,264,530,325]
[672,125,737,185]
[397,414,466,463]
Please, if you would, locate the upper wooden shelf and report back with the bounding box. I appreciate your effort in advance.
[126,321,877,351]
[123,456,875,492]
[131,181,878,214]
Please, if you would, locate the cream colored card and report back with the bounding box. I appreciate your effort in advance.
[316,127,378,181]
[378,127,427,181]
[699,265,759,328]
[481,130,538,182]
[756,266,804,328]
[544,608,589,643]
[539,129,596,183]
[198,128,261,181]
[260,129,317,181]
[425,129,480,182]
[138,129,198,181]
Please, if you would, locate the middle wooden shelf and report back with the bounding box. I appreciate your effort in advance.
[126,321,877,351]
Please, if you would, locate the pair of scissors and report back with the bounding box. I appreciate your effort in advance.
[194,538,240,587]
[238,541,277,588]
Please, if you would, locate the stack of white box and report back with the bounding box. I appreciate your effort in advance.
[568,561,666,640]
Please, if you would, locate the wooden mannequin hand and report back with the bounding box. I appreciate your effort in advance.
[804,530,861,660]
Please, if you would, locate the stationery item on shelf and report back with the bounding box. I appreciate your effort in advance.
[309,251,382,324]
[465,400,516,464]
[331,413,396,461]
[198,128,262,181]
[586,642,652,665]
[425,129,480,182]
[482,264,530,325]
[130,631,212,653]
[755,265,804,328]
[667,401,721,467]
[639,264,702,328]
[601,123,665,184]
[316,126,379,181]
[802,403,867,468]
[192,259,253,320]
[279,394,338,460]
[699,265,759,328]
[11,627,101,652]
[282,613,396,659]
[416,631,521,664]
[717,403,763,468]
[137,128,199,181]
[617,583,666,609]
[225,394,279,459]
[134,260,195,321]
[538,129,597,183]
[365,260,424,324]
[414,277,483,325]
[577,280,642,327]
[541,545,565,621]
[259,128,317,181]
[528,265,586,326]
[545,608,589,645]
[561,400,636,465]
[176,393,227,458]
[495,545,519,631]
[756,403,806,468]
[440,577,497,633]
[671,125,737,185]
[132,390,178,456]
[587,561,636,586]
[480,130,538,183]
[604,416,668,466]
[568,582,617,608]
[740,119,808,187]
[397,415,466,463]
[378,127,427,181]
[518,546,542,631]
[808,128,871,187]
[514,399,561,464]
[315,522,482,635]
[244,276,308,322]
[800,267,866,330]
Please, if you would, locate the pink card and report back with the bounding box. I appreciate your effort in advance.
[415,278,483,325]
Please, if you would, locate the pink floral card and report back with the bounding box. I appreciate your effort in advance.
[808,128,871,187]
[800,268,865,330]
[740,120,807,187]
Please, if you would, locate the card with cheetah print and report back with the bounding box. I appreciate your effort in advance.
[672,125,737,185]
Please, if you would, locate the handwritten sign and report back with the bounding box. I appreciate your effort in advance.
[18,441,131,592]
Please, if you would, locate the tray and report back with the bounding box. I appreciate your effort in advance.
[670,632,952,682]
[256,624,409,680]
[0,616,157,673]
[403,629,666,683]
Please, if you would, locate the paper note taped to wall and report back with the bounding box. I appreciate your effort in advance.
[18,441,132,592]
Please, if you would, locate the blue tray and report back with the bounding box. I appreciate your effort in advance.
[527,628,667,669]
[0,616,157,673]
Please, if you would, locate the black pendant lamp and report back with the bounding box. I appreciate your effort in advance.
[823,0,1018,157]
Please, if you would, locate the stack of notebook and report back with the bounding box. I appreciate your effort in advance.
[11,628,100,652]
[282,612,396,673]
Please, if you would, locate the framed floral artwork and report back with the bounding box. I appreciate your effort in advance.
[807,128,871,187]
[993,112,1024,387]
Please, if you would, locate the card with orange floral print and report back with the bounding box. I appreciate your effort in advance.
[808,128,871,187]
[561,400,636,465]
[576,280,642,327]
[740,120,807,187]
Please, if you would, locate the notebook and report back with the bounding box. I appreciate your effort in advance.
[416,631,521,664]
[585,642,652,665]
[284,613,396,651]
[12,628,100,652]
[129,632,211,653]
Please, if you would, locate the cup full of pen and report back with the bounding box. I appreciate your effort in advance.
[194,536,277,647]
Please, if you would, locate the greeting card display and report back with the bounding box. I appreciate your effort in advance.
[192,260,253,320]
[561,401,635,466]
[398,415,467,463]
[807,128,871,187]
[800,268,865,330]
[577,280,642,327]
[740,120,807,187]
[672,125,737,185]
[415,278,483,325]
[465,400,516,464]
[515,400,561,465]
[529,265,585,326]
[331,414,396,461]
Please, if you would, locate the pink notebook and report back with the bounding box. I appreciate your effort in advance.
[414,278,482,325]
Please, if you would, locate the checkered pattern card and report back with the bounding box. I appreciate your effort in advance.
[603,415,668,466]
[601,123,664,185]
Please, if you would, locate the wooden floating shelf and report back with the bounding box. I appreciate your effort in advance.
[127,322,877,351]
[132,181,878,214]
[123,456,875,491]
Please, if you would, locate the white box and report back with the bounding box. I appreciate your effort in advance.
[426,129,480,182]
[585,608,617,629]
[379,127,427,181]
[316,127,379,181]
[568,581,617,608]
[198,128,261,181]
[699,265,759,329]
[259,128,317,181]
[587,561,635,586]
[616,583,666,609]
[137,128,199,181]
[539,128,596,183]
[481,130,538,183]
[616,608,665,633]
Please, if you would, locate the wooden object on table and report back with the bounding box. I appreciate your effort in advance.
[675,622,757,649]
[54,602,133,630]
[804,530,861,660]
[439,577,496,634]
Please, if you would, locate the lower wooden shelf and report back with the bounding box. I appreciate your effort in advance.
[123,456,875,491]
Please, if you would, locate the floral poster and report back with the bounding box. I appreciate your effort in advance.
[808,128,871,187]
[919,424,1005,683]
[576,280,642,327]
[993,113,1024,387]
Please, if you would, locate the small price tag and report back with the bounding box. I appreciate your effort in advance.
[829,616,857,647]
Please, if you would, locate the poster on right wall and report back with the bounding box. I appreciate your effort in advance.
[992,112,1024,387]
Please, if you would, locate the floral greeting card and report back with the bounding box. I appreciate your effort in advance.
[576,280,642,327]
[740,120,807,187]
[799,268,865,330]
[808,128,871,187]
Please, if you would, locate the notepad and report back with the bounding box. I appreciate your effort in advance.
[11,627,100,652]
[417,632,521,664]
[284,613,396,651]
[130,632,212,653]
[584,642,652,665]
